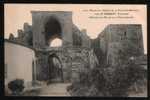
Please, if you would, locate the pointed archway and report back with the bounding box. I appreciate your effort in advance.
[44,16,62,47]
[48,53,64,83]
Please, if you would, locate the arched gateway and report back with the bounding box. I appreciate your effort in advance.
[32,11,73,81]
[30,11,97,82]
[48,53,64,83]
[32,11,73,49]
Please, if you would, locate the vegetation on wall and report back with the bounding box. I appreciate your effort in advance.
[67,59,146,96]
[67,39,146,96]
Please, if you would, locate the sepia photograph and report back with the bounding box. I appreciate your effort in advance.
[4,4,147,97]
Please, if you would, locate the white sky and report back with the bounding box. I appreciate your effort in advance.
[50,38,62,47]
[4,4,147,54]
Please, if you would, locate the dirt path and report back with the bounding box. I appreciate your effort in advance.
[38,83,71,96]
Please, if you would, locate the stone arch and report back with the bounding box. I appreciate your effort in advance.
[32,11,73,48]
[48,53,64,82]
[44,16,63,46]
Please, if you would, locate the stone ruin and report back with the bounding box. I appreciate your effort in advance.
[8,11,144,82]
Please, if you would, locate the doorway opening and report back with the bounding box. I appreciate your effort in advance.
[48,54,63,83]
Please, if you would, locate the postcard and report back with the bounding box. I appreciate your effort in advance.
[4,4,147,97]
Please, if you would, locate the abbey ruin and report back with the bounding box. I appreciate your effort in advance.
[8,11,144,83]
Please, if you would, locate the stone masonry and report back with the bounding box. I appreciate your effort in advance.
[8,11,144,82]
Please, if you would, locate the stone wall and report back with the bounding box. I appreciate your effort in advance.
[8,11,144,83]
[35,47,98,82]
[93,24,144,66]
[72,25,91,48]
[7,11,95,83]
[8,23,33,46]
